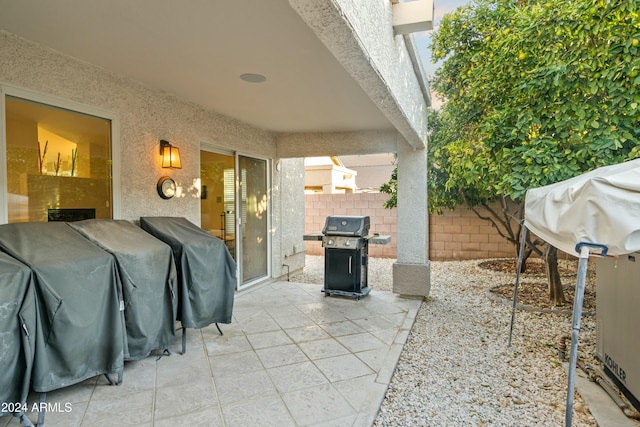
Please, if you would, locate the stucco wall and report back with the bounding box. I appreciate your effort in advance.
[0,31,276,223]
[273,158,307,279]
[305,193,516,260]
[287,0,428,148]
[0,31,305,277]
[332,0,428,139]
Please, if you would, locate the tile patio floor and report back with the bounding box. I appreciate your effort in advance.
[4,280,421,427]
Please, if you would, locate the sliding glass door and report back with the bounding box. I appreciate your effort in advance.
[200,150,235,259]
[238,155,269,288]
[200,148,270,290]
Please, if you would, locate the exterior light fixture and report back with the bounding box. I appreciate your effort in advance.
[160,139,182,169]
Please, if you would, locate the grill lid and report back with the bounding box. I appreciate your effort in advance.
[322,215,370,237]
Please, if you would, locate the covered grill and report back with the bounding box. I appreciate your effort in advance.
[69,219,178,360]
[321,215,371,300]
[0,222,125,392]
[139,217,236,353]
[0,253,36,422]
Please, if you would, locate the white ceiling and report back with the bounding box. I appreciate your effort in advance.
[0,0,395,133]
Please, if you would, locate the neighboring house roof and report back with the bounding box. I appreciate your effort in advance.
[304,156,357,194]
[304,154,396,193]
[340,153,396,191]
[304,156,345,168]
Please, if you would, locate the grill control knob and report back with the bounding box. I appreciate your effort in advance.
[328,239,334,245]
[345,240,351,246]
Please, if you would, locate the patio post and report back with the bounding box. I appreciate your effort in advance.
[392,139,430,297]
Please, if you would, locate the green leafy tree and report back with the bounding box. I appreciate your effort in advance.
[384,0,640,304]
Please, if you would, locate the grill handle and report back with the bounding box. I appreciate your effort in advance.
[349,256,352,274]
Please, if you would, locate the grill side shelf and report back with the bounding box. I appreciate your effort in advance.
[303,233,323,241]
[303,233,391,244]
[367,235,391,245]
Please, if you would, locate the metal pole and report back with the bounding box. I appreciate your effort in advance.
[565,245,590,427]
[508,222,528,347]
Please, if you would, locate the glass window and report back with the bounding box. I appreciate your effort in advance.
[5,95,112,223]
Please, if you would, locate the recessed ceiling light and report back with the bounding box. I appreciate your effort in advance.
[240,73,267,83]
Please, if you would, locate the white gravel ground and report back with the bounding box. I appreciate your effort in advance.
[293,256,598,427]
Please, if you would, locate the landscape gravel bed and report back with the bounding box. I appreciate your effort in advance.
[293,256,598,426]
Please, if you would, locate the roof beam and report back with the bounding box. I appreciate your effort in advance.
[287,0,429,149]
[392,0,434,35]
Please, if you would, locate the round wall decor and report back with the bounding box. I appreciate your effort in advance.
[157,176,176,199]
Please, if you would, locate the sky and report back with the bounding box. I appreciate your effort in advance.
[412,0,471,78]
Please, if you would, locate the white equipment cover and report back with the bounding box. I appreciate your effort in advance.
[522,158,640,426]
[525,158,640,257]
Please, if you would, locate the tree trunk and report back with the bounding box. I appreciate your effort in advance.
[518,246,534,274]
[544,245,566,305]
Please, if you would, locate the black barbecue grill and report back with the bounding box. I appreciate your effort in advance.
[321,215,371,299]
[303,215,391,300]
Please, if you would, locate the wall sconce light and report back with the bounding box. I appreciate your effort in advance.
[160,139,182,169]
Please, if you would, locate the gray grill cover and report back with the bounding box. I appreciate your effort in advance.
[140,217,236,328]
[0,253,36,413]
[0,222,124,392]
[69,219,178,360]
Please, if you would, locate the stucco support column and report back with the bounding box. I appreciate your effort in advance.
[393,141,430,297]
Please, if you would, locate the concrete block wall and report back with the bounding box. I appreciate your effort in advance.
[429,205,514,260]
[305,194,516,260]
[305,193,397,258]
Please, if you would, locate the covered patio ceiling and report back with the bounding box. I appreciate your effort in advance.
[0,0,401,134]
